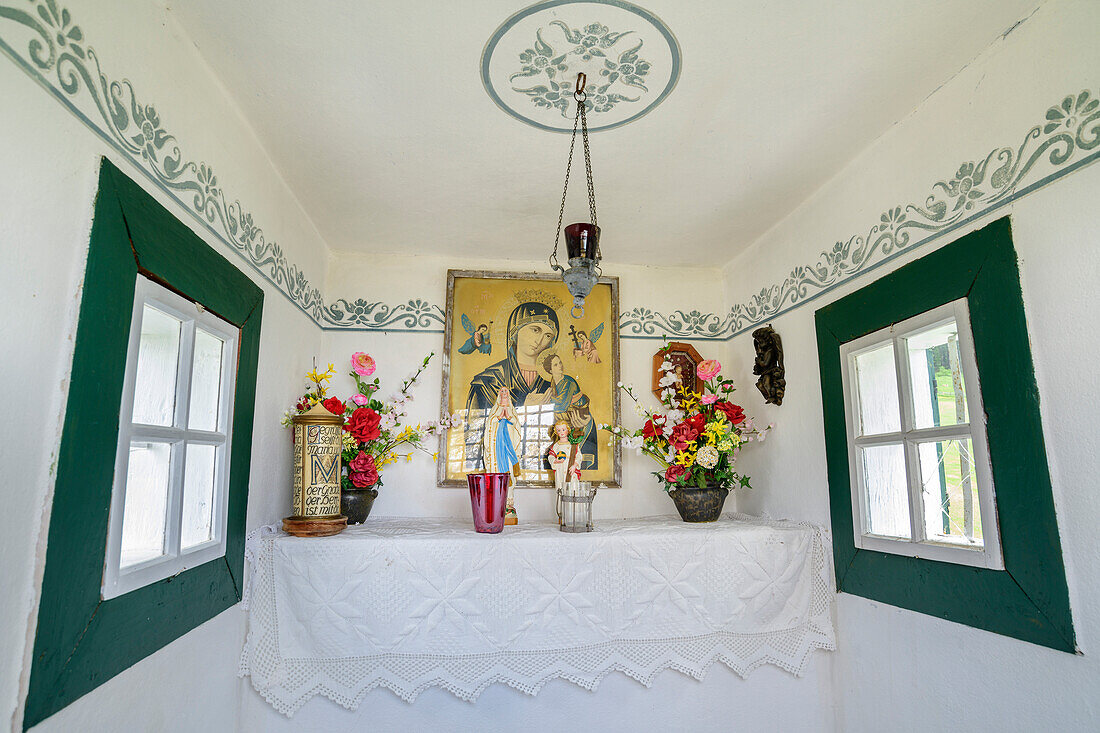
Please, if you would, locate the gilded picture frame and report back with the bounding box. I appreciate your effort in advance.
[438,270,621,487]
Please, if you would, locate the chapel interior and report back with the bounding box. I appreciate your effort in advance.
[2,1,1098,731]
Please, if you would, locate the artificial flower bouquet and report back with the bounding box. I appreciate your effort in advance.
[603,353,771,493]
[284,351,455,491]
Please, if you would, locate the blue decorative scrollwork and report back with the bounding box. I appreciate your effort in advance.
[0,2,1095,339]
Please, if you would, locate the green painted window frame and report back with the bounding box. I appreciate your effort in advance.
[815,217,1074,652]
[24,159,263,729]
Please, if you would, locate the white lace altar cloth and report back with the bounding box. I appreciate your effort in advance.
[239,514,835,716]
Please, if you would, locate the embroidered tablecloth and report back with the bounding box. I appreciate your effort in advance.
[239,514,835,715]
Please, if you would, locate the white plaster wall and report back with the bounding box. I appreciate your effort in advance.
[319,252,737,522]
[720,1,1100,729]
[234,257,839,731]
[0,1,329,730]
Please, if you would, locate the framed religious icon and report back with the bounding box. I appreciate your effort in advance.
[438,270,622,487]
[652,342,703,399]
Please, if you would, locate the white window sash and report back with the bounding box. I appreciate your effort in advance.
[840,299,1003,570]
[102,277,238,599]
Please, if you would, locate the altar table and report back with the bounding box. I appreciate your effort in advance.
[239,514,836,716]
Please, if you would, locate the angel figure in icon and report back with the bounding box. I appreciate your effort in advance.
[569,323,603,364]
[458,314,492,355]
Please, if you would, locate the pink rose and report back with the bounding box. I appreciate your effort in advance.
[352,393,369,406]
[700,393,718,405]
[351,352,376,377]
[696,359,721,381]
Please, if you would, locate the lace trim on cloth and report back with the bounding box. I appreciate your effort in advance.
[238,514,836,716]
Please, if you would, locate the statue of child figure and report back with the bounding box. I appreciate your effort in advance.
[546,419,582,495]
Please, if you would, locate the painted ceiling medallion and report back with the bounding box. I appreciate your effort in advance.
[481,0,681,133]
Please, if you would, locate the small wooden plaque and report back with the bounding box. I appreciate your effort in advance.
[653,342,703,399]
[282,515,348,537]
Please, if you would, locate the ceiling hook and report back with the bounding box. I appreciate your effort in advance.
[575,72,586,93]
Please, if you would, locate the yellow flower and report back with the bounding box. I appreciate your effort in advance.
[717,438,734,452]
[675,450,696,467]
[305,365,336,397]
[342,432,358,451]
[678,389,700,411]
[703,415,730,445]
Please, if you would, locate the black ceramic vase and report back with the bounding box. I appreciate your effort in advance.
[341,488,378,525]
[668,486,729,523]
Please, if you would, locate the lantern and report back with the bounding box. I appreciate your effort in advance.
[556,481,596,533]
[549,73,602,319]
[283,402,347,537]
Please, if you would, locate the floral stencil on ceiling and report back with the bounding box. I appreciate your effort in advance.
[482,0,681,133]
[508,21,653,118]
[0,3,1096,339]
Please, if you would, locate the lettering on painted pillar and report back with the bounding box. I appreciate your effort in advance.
[293,423,343,517]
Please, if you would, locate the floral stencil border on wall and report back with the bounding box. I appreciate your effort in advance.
[0,1,1096,339]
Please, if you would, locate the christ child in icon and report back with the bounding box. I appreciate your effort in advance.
[546,419,582,495]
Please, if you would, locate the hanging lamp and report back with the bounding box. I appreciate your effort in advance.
[550,72,602,319]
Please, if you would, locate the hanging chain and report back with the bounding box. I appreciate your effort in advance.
[550,97,581,273]
[550,72,599,272]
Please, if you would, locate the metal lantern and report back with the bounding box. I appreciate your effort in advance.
[283,402,347,537]
[550,73,602,319]
[556,481,596,533]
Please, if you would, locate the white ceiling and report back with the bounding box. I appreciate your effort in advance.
[167,0,1038,267]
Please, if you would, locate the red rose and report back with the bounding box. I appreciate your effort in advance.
[664,465,688,483]
[714,401,746,425]
[322,397,346,416]
[350,469,378,488]
[346,407,382,442]
[669,423,699,451]
[295,395,311,412]
[348,451,375,474]
[642,418,666,440]
[685,413,706,433]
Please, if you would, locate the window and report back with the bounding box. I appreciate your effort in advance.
[25,160,263,728]
[840,299,1001,569]
[102,277,239,598]
[815,217,1074,652]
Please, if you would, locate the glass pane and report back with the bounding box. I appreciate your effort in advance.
[181,443,217,550]
[918,439,983,547]
[861,443,911,539]
[853,343,901,435]
[906,319,969,429]
[132,305,182,426]
[188,328,225,431]
[120,441,172,567]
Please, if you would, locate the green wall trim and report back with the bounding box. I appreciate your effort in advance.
[24,159,264,729]
[814,216,1074,652]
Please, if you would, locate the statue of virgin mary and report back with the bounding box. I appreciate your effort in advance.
[465,301,559,470]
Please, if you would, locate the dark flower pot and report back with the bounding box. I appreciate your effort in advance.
[341,488,378,525]
[668,486,729,522]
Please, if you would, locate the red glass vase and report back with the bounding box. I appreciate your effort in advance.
[467,472,509,533]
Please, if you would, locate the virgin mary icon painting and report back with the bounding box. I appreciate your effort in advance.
[439,270,621,488]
